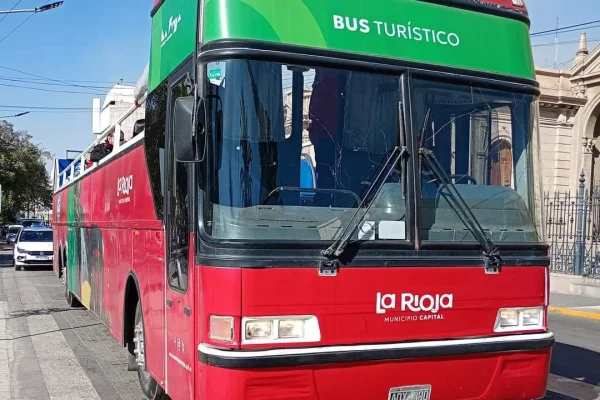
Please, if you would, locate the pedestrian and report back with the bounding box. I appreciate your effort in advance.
[90,133,114,162]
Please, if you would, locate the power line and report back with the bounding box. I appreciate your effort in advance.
[0,0,25,25]
[0,109,91,114]
[531,19,600,37]
[0,65,108,94]
[532,37,600,48]
[0,77,114,89]
[0,76,136,84]
[0,77,126,89]
[0,0,49,45]
[0,105,90,110]
[0,82,106,95]
[534,24,600,38]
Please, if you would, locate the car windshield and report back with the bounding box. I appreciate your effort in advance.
[8,228,20,234]
[202,60,406,241]
[412,78,544,243]
[22,220,42,227]
[20,231,52,242]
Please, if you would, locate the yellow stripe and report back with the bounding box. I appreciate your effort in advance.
[548,306,600,321]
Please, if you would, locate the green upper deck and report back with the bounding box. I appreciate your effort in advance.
[149,0,535,92]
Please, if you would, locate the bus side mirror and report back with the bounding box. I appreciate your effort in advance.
[173,96,206,162]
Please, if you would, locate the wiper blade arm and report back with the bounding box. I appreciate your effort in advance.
[419,147,502,272]
[322,145,407,261]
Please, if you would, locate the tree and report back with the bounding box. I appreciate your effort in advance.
[0,121,52,224]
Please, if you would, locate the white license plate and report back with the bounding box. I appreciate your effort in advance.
[34,256,51,261]
[388,385,431,400]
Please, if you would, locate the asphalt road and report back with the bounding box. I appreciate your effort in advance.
[0,244,598,399]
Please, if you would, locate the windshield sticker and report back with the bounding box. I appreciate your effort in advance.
[358,221,376,241]
[378,221,406,240]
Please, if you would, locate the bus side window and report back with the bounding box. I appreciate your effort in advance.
[167,76,193,292]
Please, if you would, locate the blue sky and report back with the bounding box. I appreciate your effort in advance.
[0,0,151,169]
[0,0,597,172]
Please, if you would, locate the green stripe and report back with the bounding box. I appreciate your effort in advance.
[149,0,198,91]
[203,0,535,80]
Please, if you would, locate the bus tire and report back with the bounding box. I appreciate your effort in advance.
[134,301,167,400]
[64,270,82,308]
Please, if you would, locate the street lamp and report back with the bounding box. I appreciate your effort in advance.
[0,1,64,15]
[0,111,30,119]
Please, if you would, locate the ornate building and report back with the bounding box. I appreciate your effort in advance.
[537,33,600,193]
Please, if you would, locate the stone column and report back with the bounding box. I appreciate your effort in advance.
[581,136,596,187]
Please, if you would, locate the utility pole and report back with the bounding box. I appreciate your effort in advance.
[0,2,63,15]
[554,15,560,69]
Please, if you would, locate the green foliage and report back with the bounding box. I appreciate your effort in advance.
[0,121,52,224]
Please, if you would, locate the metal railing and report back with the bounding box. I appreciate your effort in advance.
[545,172,600,278]
[54,94,146,192]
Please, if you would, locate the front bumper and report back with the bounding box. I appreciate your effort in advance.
[199,332,554,368]
[15,256,53,266]
[197,332,554,400]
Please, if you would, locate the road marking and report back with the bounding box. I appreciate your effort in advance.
[548,306,600,321]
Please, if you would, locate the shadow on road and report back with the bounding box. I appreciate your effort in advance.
[0,307,78,320]
[551,342,600,386]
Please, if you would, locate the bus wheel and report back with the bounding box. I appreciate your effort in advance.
[134,301,167,400]
[64,268,82,308]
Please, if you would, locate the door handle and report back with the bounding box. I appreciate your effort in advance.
[184,306,191,316]
[166,299,173,307]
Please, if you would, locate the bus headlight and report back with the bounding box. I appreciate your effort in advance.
[495,307,544,332]
[243,316,320,344]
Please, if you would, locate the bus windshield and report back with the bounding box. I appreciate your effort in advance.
[203,60,404,241]
[201,59,543,244]
[412,78,544,243]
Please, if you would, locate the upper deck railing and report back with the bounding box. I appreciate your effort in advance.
[53,94,147,193]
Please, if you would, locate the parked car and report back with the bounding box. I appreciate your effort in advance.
[6,225,23,244]
[13,227,53,271]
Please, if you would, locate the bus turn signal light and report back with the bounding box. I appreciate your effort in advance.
[494,307,543,333]
[209,315,234,343]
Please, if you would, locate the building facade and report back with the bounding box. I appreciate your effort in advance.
[537,33,600,194]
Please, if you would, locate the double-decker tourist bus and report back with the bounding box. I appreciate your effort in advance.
[52,0,554,398]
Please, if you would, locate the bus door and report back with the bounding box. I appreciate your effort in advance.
[164,59,195,400]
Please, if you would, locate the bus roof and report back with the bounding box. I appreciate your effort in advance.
[468,0,528,13]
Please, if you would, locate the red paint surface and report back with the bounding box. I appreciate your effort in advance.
[52,145,167,386]
[53,143,549,400]
[198,350,550,400]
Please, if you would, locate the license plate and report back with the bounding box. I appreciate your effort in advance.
[388,385,431,400]
[34,256,50,261]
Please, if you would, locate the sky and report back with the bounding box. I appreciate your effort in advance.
[0,0,598,174]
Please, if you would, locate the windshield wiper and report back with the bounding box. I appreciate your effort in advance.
[419,144,502,273]
[320,145,407,274]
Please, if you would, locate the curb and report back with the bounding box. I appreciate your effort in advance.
[548,306,600,321]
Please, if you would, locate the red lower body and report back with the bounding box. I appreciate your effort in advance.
[197,349,551,400]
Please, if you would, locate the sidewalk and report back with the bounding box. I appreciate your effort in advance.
[550,292,600,320]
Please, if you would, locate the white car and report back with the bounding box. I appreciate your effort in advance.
[13,227,54,271]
